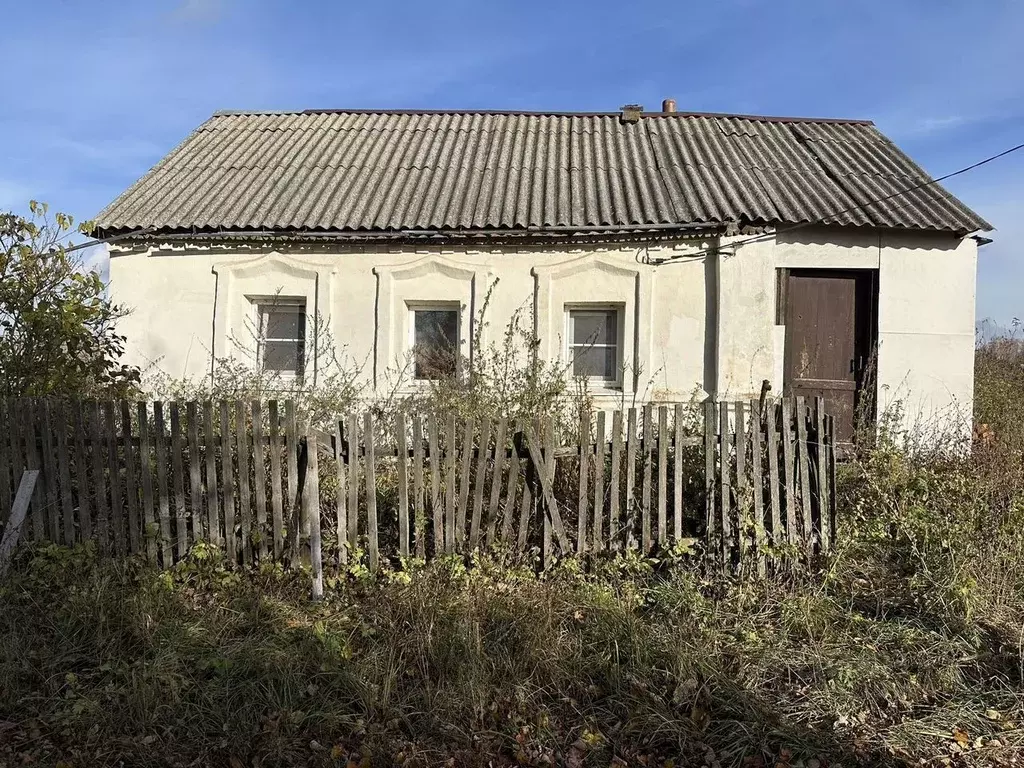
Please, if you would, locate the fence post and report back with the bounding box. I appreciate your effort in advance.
[305,434,323,600]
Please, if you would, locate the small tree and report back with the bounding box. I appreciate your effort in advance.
[0,201,140,397]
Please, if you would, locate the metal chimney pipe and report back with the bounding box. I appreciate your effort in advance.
[662,98,677,113]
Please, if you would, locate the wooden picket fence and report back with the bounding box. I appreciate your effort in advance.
[0,396,836,576]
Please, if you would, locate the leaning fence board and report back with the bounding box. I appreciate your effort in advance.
[41,402,61,544]
[56,402,76,546]
[719,403,731,560]
[443,414,457,553]
[203,402,220,547]
[285,402,299,558]
[121,401,140,553]
[766,401,782,545]
[364,411,378,572]
[251,401,268,560]
[576,409,590,555]
[592,411,606,552]
[609,410,623,550]
[268,402,284,557]
[502,427,523,544]
[524,426,569,554]
[170,403,188,559]
[704,401,715,538]
[335,419,349,565]
[641,405,653,551]
[0,470,40,577]
[469,418,490,550]
[153,402,172,565]
[657,406,668,545]
[346,413,360,551]
[795,397,813,544]
[781,399,797,545]
[815,397,830,550]
[750,400,766,573]
[486,417,507,547]
[186,403,203,544]
[396,411,410,558]
[219,402,237,564]
[673,404,684,541]
[412,415,426,557]
[428,414,442,554]
[626,408,638,549]
[235,401,253,564]
[456,417,475,548]
[90,401,111,555]
[137,403,155,562]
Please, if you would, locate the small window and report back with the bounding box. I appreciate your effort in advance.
[410,305,460,380]
[567,307,622,385]
[257,300,306,375]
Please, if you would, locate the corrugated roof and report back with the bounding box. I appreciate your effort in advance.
[92,109,990,238]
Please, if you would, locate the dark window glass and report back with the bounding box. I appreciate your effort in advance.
[413,308,459,380]
[568,308,619,383]
[259,303,305,375]
[572,310,617,345]
[570,345,617,379]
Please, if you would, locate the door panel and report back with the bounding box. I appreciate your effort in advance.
[783,270,876,445]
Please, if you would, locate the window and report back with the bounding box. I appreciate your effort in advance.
[566,307,622,385]
[256,300,306,375]
[410,304,460,380]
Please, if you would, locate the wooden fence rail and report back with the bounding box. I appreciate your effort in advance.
[0,397,836,574]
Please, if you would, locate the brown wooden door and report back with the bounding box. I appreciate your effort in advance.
[783,270,876,444]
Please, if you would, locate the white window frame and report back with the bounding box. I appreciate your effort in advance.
[408,301,462,381]
[565,304,624,389]
[253,297,307,377]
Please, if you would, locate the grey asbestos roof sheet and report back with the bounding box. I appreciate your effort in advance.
[92,109,990,237]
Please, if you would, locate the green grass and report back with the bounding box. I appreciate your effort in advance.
[1,541,1021,768]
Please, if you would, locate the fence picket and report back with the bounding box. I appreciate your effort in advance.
[364,411,378,572]
[396,411,410,558]
[72,402,92,543]
[121,401,140,553]
[469,418,490,550]
[306,434,323,600]
[626,407,638,549]
[428,414,442,554]
[750,399,766,574]
[235,401,253,565]
[137,403,156,562]
[268,401,284,557]
[641,404,653,552]
[815,397,830,550]
[251,401,268,559]
[56,403,75,546]
[412,414,426,557]
[456,417,475,548]
[795,397,813,545]
[169,403,188,559]
[219,402,237,564]
[346,413,360,552]
[704,400,715,539]
[719,403,731,561]
[673,404,684,541]
[153,402,172,565]
[285,402,299,559]
[335,418,349,565]
[90,401,110,554]
[24,401,45,541]
[186,403,203,544]
[766,401,782,546]
[486,417,507,547]
[500,431,521,544]
[657,405,668,546]
[104,402,127,556]
[735,401,747,557]
[41,402,61,543]
[0,402,10,528]
[577,409,590,555]
[203,402,219,546]
[609,410,623,550]
[443,413,456,554]
[6,403,26,534]
[781,399,798,545]
[593,411,606,551]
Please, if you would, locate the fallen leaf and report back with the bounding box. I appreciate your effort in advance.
[985,709,1002,721]
[952,727,970,747]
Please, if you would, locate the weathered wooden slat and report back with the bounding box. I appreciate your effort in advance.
[593,411,607,551]
[766,401,782,546]
[7,402,26,535]
[443,413,457,553]
[0,470,40,577]
[428,413,442,554]
[501,426,523,544]
[543,421,553,564]
[827,413,838,551]
[285,401,299,558]
[795,396,813,546]
[815,397,830,551]
[704,401,715,539]
[71,402,93,543]
[306,434,323,600]
[121,401,140,553]
[657,405,668,545]
[364,411,379,571]
[576,409,591,555]
[750,399,766,574]
[203,402,219,546]
[346,412,360,551]
[525,425,569,554]
[609,410,623,550]
[0,401,11,529]
[625,407,638,549]
[641,404,653,551]
[517,455,532,553]
[718,402,731,560]
[186,402,203,545]
[52,403,74,546]
[735,401,747,558]
[153,402,172,565]
[412,414,425,558]
[455,417,475,548]
[396,411,410,558]
[23,401,45,541]
[169,403,188,559]
[469,418,490,551]
[219,402,237,564]
[483,417,506,546]
[781,399,797,545]
[104,402,127,556]
[268,401,284,557]
[673,404,684,542]
[41,402,62,543]
[251,401,268,560]
[137,403,155,562]
[89,401,110,554]
[334,418,349,565]
[235,401,253,564]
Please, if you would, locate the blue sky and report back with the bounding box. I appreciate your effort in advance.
[2,0,1022,325]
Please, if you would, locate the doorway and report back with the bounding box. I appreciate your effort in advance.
[780,269,878,445]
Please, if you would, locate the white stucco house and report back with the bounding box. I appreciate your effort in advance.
[91,103,990,442]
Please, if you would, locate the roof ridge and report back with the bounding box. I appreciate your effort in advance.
[210,108,875,125]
